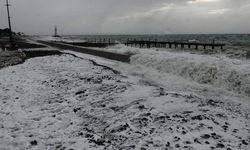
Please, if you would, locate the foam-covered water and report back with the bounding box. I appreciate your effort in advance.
[35,34,250,97]
[130,52,250,97]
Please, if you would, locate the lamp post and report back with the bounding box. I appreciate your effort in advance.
[5,0,13,47]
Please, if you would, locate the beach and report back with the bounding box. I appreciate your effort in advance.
[1,0,250,149]
[0,37,249,149]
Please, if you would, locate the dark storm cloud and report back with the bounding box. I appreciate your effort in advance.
[0,0,249,35]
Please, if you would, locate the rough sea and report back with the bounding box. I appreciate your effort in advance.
[58,34,250,59]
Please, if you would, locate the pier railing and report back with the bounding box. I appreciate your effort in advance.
[124,40,225,50]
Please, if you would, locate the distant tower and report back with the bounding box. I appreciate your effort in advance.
[54,26,58,37]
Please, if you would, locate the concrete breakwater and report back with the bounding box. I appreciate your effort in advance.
[38,41,130,62]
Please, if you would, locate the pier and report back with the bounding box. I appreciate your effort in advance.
[124,40,225,50]
[60,38,225,50]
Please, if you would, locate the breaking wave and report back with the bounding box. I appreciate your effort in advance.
[130,52,250,97]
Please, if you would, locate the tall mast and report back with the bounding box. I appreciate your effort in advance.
[5,0,13,45]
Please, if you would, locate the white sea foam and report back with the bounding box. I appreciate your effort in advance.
[64,42,250,97]
[1,48,249,149]
[33,35,250,96]
[130,51,250,96]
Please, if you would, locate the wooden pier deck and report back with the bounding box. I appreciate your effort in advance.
[124,40,225,50]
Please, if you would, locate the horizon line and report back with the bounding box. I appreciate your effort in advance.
[29,33,250,36]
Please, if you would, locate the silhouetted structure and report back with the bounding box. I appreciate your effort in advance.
[5,0,13,46]
[39,41,130,62]
[53,26,61,37]
[0,28,11,37]
[124,40,225,50]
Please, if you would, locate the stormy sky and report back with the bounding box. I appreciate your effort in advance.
[0,0,250,35]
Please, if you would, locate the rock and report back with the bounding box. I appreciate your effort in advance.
[215,113,227,118]
[191,115,204,120]
[222,125,229,131]
[173,136,181,142]
[183,145,189,148]
[211,133,216,136]
[211,133,221,140]
[75,90,86,95]
[184,141,191,144]
[110,123,129,133]
[201,134,210,139]
[138,105,146,110]
[55,144,62,149]
[165,142,170,147]
[207,99,222,106]
[73,108,81,113]
[182,111,193,114]
[246,51,250,59]
[30,140,38,146]
[233,129,238,133]
[194,138,201,144]
[85,134,93,138]
[242,140,248,145]
[175,144,180,148]
[78,132,83,136]
[91,138,105,146]
[149,128,155,134]
[216,143,225,148]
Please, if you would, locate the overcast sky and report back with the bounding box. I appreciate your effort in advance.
[0,0,250,35]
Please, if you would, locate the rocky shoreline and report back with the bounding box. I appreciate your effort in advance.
[0,49,64,70]
[0,51,26,69]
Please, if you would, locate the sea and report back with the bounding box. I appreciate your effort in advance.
[37,34,250,97]
[53,34,250,59]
